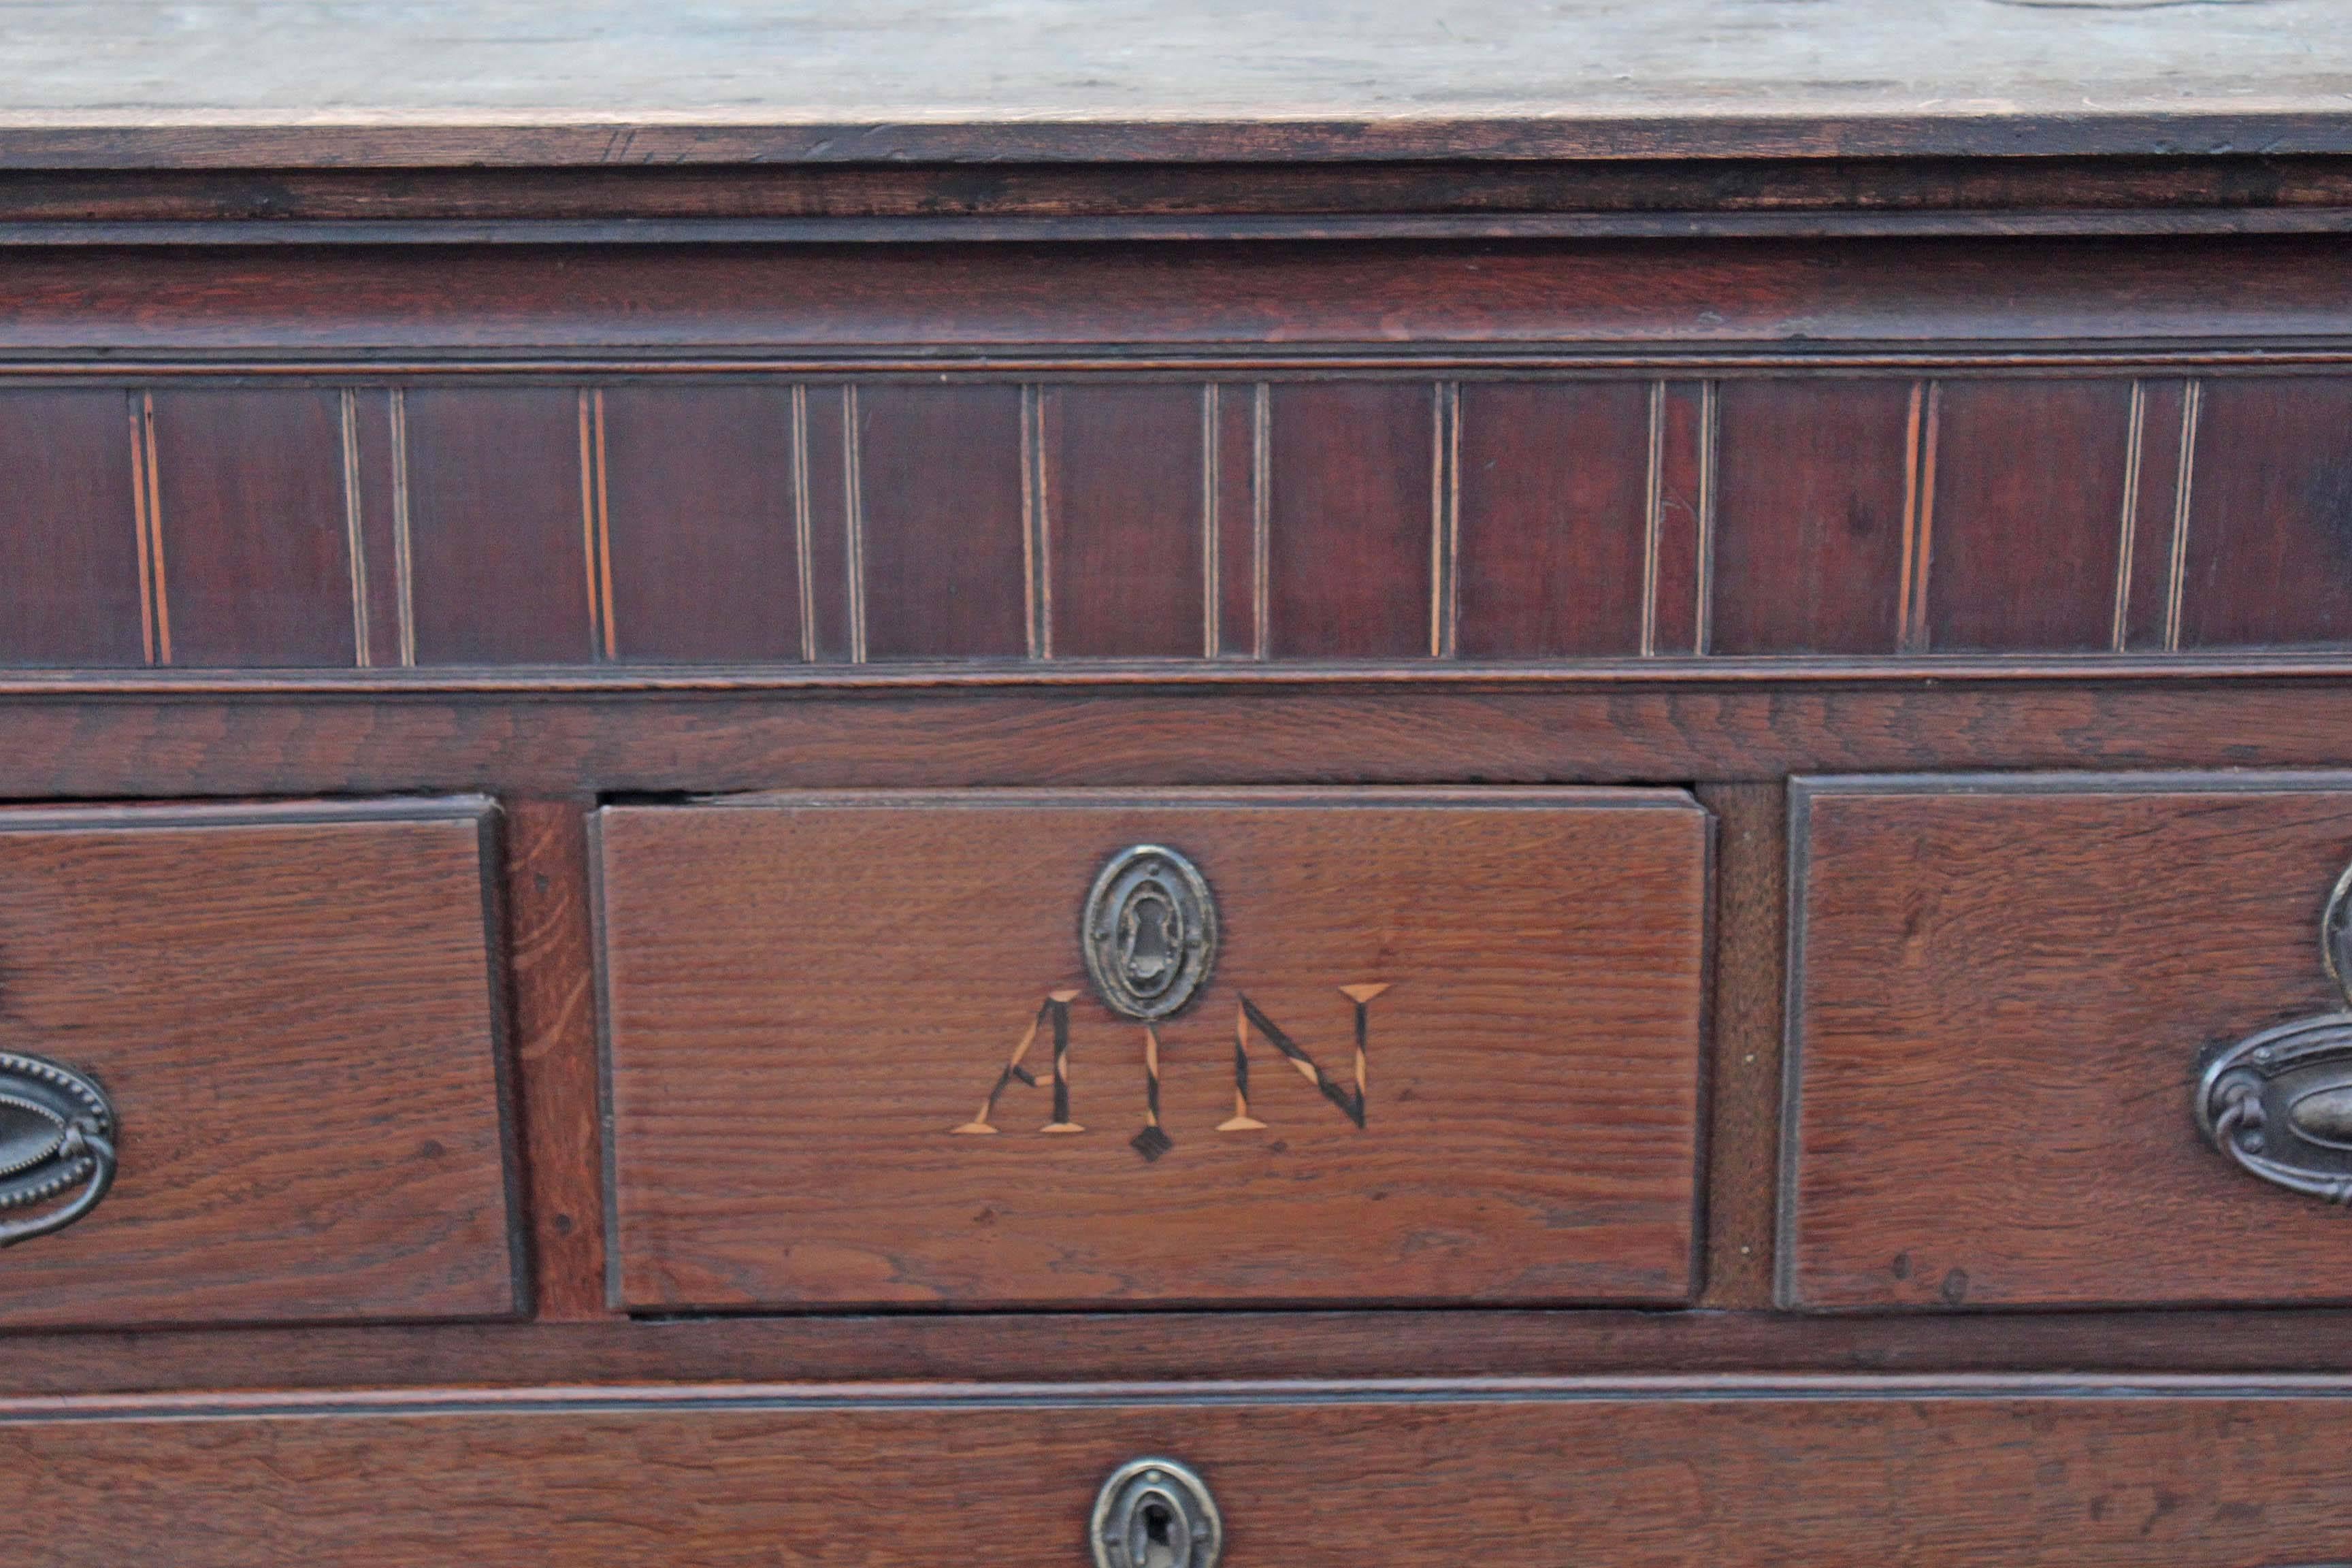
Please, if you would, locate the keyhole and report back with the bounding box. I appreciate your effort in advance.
[1130,1497,1184,1568]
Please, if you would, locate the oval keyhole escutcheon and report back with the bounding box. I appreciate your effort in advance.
[1081,847,1218,1022]
[1090,1458,1222,1568]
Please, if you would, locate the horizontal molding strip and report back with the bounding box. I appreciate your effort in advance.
[7,348,2352,378]
[3,653,2352,699]
[27,1373,2352,1424]
[3,112,2351,167]
[6,208,2352,246]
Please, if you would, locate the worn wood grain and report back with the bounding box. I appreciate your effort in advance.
[31,1305,2352,1396]
[1694,781,1783,1308]
[1784,774,2352,1309]
[3,679,2352,800]
[0,798,519,1328]
[4,0,2351,173]
[9,238,2351,359]
[16,1382,2352,1566]
[500,797,607,1321]
[596,791,1708,1309]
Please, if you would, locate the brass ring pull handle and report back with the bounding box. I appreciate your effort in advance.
[2197,865,2352,1203]
[1090,1458,1222,1568]
[0,1051,118,1248]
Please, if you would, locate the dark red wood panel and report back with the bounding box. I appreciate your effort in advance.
[854,383,1028,662]
[600,385,802,664]
[0,798,518,1328]
[1785,775,2352,1309]
[1711,378,1914,655]
[1214,382,1260,658]
[1455,380,1650,659]
[1045,382,1205,659]
[1264,382,1434,658]
[402,387,592,665]
[340,389,408,667]
[597,790,1708,1310]
[0,389,143,667]
[22,1386,2352,1568]
[800,385,855,664]
[1925,378,2134,653]
[147,388,355,668]
[2117,378,2191,653]
[2181,375,2352,650]
[1652,380,1714,656]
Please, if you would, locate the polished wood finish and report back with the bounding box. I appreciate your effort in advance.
[595,790,1709,1309]
[1783,773,2352,1310]
[0,798,519,1328]
[8,362,2342,672]
[16,1379,2352,1567]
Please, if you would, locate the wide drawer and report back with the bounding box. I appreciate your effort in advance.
[1781,772,2352,1310]
[14,1379,2352,1566]
[0,798,519,1328]
[593,788,1710,1309]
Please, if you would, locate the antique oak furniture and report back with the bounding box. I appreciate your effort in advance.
[6,1,2352,1561]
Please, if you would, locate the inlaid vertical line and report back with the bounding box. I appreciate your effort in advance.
[2164,378,2204,653]
[339,389,372,668]
[1251,382,1271,662]
[1200,383,1221,659]
[1430,380,1460,659]
[2110,378,2149,653]
[129,391,171,666]
[1695,381,1718,656]
[127,391,157,666]
[1639,380,1666,658]
[389,389,416,667]
[578,389,616,662]
[1895,380,1939,654]
[1021,384,1051,660]
[843,385,868,664]
[789,384,817,664]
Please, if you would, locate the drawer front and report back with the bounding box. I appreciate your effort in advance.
[14,1382,2352,1566]
[594,789,1709,1309]
[1782,772,2352,1310]
[0,799,519,1328]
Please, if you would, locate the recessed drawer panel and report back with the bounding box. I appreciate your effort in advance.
[1782,772,2352,1310]
[0,798,519,1328]
[16,1381,2352,1567]
[593,789,1710,1310]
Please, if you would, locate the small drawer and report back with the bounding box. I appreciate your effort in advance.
[593,788,1710,1310]
[0,798,519,1328]
[1781,772,2352,1310]
[16,1381,2352,1566]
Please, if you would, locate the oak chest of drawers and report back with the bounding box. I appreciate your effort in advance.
[7,3,2352,1563]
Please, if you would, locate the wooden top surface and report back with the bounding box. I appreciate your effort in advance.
[5,0,2350,165]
